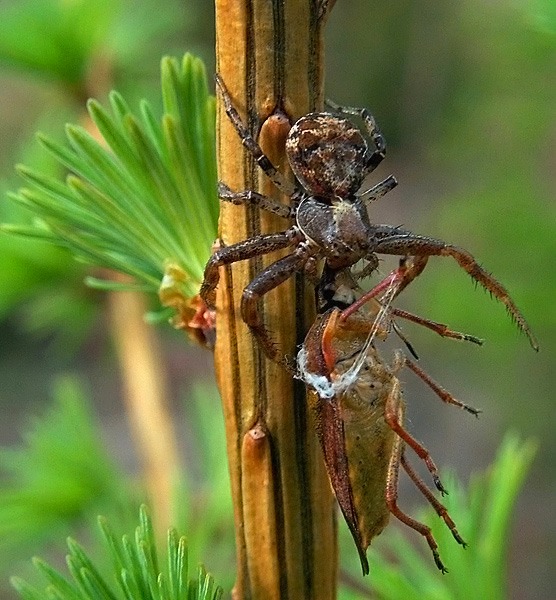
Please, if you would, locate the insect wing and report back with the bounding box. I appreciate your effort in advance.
[299,274,404,574]
[301,310,369,573]
[323,308,405,566]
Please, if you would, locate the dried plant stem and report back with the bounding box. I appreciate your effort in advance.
[214,1,337,598]
[108,286,180,534]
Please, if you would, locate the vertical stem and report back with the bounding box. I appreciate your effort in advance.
[108,288,180,534]
[214,1,337,598]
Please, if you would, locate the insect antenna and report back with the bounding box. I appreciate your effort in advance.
[391,320,419,359]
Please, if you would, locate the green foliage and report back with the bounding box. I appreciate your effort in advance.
[339,433,537,599]
[528,0,556,38]
[0,0,116,84]
[0,377,126,564]
[11,505,223,600]
[174,386,234,592]
[4,53,217,309]
[0,0,183,87]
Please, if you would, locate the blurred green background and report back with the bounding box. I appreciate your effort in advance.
[0,0,554,599]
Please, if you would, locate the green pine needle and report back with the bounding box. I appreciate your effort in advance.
[3,53,217,319]
[12,506,223,600]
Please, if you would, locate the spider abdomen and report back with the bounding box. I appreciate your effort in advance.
[286,113,368,199]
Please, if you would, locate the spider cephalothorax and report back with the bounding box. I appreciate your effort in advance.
[200,75,538,362]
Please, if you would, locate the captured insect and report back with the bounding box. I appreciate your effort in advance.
[298,258,482,575]
[200,75,538,362]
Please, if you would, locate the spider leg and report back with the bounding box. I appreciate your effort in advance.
[325,99,386,171]
[383,375,447,494]
[384,438,448,573]
[200,230,297,308]
[218,182,294,219]
[357,175,397,205]
[242,250,310,362]
[350,255,380,282]
[401,452,467,549]
[373,232,539,351]
[215,75,295,196]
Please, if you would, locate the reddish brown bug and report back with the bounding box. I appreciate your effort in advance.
[299,258,480,574]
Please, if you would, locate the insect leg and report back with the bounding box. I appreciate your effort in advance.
[341,256,428,322]
[390,307,484,345]
[384,378,447,494]
[403,356,481,416]
[385,441,448,573]
[401,452,467,548]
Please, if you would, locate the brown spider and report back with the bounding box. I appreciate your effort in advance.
[200,75,538,361]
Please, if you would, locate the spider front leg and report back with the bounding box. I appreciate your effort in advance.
[215,74,295,196]
[200,230,297,308]
[326,99,386,171]
[242,249,312,363]
[373,230,539,350]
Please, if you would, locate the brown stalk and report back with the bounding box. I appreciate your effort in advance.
[214,1,337,598]
[108,283,180,535]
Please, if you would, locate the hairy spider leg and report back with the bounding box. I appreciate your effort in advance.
[373,231,539,351]
[218,182,293,219]
[215,74,295,196]
[200,230,297,308]
[401,453,467,548]
[242,249,312,363]
[357,174,398,204]
[326,99,386,171]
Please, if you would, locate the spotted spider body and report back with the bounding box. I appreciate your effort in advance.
[200,75,538,362]
[286,114,371,198]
